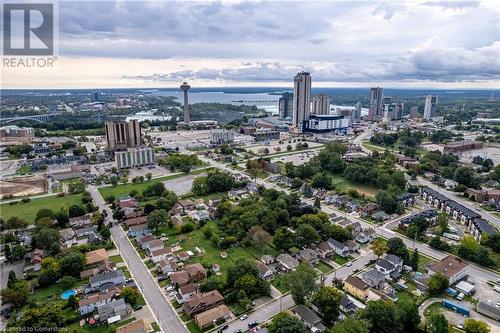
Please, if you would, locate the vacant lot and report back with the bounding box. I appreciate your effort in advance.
[0,193,83,223]
[331,174,378,198]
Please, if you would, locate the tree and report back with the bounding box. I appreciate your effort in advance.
[436,213,449,235]
[59,276,76,290]
[312,286,341,325]
[54,211,69,227]
[4,216,28,230]
[296,223,320,248]
[146,172,152,181]
[428,272,449,296]
[284,264,318,304]
[36,208,54,221]
[268,312,309,333]
[226,258,270,299]
[314,197,321,209]
[386,237,409,262]
[464,319,490,333]
[311,172,333,190]
[32,227,60,251]
[273,227,296,251]
[454,166,478,188]
[67,294,79,309]
[286,145,293,152]
[68,204,86,218]
[370,239,388,259]
[396,297,421,331]
[147,209,168,232]
[409,248,420,271]
[248,225,271,246]
[36,216,54,228]
[59,251,85,277]
[330,318,370,333]
[192,176,209,196]
[120,286,139,305]
[359,300,396,333]
[113,208,125,221]
[426,313,449,333]
[7,270,17,288]
[1,280,29,308]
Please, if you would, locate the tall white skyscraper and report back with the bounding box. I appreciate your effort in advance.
[368,87,384,119]
[354,102,362,121]
[292,71,312,132]
[312,94,331,115]
[423,95,438,120]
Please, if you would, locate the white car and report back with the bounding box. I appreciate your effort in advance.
[166,286,174,292]
[346,262,352,267]
[240,314,248,321]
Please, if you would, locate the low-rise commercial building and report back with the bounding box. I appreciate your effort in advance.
[115,147,154,169]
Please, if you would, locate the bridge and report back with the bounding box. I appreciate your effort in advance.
[0,113,61,124]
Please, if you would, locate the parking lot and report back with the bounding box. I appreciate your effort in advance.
[271,150,320,165]
[163,172,205,196]
[245,140,323,155]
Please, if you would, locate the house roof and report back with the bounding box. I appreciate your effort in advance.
[299,248,318,261]
[179,283,198,296]
[344,275,369,291]
[151,248,171,257]
[183,290,224,315]
[170,271,190,285]
[472,218,497,235]
[194,305,232,328]
[328,238,348,250]
[376,259,395,271]
[129,224,149,232]
[257,262,271,276]
[362,268,386,283]
[385,254,402,266]
[316,242,332,252]
[261,254,274,262]
[90,270,124,284]
[79,289,116,307]
[427,256,468,279]
[125,216,147,226]
[276,253,299,269]
[363,228,375,236]
[97,298,127,316]
[293,304,321,326]
[185,263,206,278]
[145,239,163,249]
[85,248,109,265]
[138,234,155,244]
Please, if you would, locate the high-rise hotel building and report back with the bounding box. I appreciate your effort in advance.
[105,120,142,150]
[368,87,384,120]
[292,72,312,132]
[312,94,331,115]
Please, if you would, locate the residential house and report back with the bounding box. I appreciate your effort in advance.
[194,305,232,330]
[59,228,75,242]
[276,253,299,272]
[328,238,349,257]
[88,232,103,246]
[350,221,362,235]
[356,228,375,244]
[89,270,125,290]
[177,251,190,262]
[170,271,191,287]
[343,276,369,300]
[171,215,184,226]
[69,214,92,228]
[372,211,390,221]
[188,210,210,222]
[117,196,137,210]
[426,256,468,284]
[85,248,108,266]
[115,319,152,333]
[375,254,403,278]
[150,248,172,263]
[178,199,195,213]
[125,216,147,228]
[156,259,177,275]
[128,224,151,238]
[339,295,358,315]
[315,242,333,259]
[97,298,131,322]
[182,290,225,316]
[175,283,198,304]
[260,255,275,265]
[292,305,326,332]
[298,248,319,266]
[80,260,115,279]
[468,218,497,241]
[344,240,359,253]
[257,262,273,280]
[78,289,116,315]
[144,239,164,255]
[397,193,415,207]
[345,201,358,213]
[185,263,206,281]
[361,203,379,216]
[137,235,155,249]
[362,269,386,289]
[75,226,96,238]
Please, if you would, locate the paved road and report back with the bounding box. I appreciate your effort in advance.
[88,186,188,333]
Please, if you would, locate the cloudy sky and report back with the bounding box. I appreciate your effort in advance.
[2,0,500,88]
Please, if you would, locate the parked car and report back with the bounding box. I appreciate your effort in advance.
[346,262,352,267]
[240,314,248,321]
[248,321,258,328]
[166,285,174,292]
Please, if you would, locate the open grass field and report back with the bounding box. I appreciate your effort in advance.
[99,168,208,199]
[330,174,378,198]
[408,249,436,272]
[163,222,256,278]
[0,193,83,223]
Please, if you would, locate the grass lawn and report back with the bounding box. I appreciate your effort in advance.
[186,320,204,333]
[408,249,436,272]
[109,254,124,264]
[98,168,209,199]
[316,261,333,274]
[271,275,290,293]
[163,222,256,279]
[151,322,160,331]
[79,317,137,333]
[332,254,350,265]
[16,164,33,175]
[330,174,378,198]
[1,193,83,223]
[244,243,280,260]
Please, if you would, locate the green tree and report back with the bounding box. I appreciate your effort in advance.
[31,227,60,251]
[67,294,79,309]
[396,297,421,331]
[436,212,449,235]
[426,313,449,333]
[4,216,28,230]
[59,276,76,290]
[146,172,152,181]
[464,319,490,333]
[147,209,168,232]
[409,249,420,271]
[268,312,309,333]
[1,280,29,308]
[296,223,320,248]
[359,300,397,333]
[68,204,86,218]
[330,318,370,333]
[311,172,333,189]
[7,271,17,288]
[59,251,85,277]
[312,286,341,325]
[428,272,449,296]
[284,264,318,304]
[273,227,296,251]
[314,197,321,209]
[386,237,409,262]
[120,286,139,305]
[36,208,54,221]
[370,239,388,259]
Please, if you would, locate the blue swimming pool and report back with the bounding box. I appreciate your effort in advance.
[61,289,76,300]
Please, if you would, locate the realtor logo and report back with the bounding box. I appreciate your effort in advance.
[3,3,54,56]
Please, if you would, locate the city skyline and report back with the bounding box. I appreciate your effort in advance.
[2,0,499,89]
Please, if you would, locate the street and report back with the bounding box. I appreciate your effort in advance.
[88,186,189,333]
